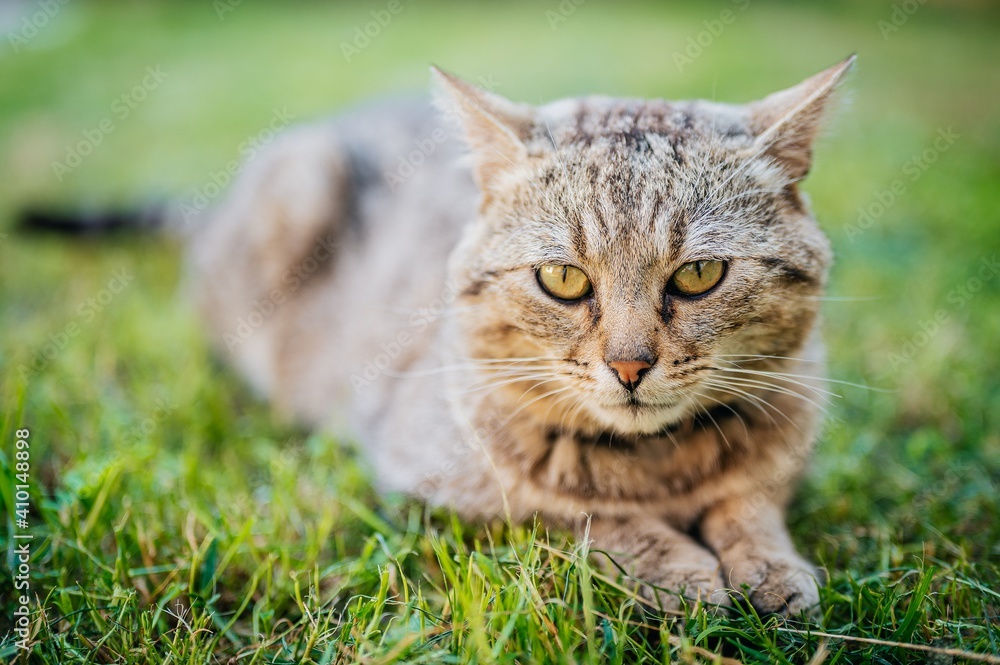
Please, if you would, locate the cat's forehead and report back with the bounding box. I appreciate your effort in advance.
[506,164,774,271]
[531,96,754,155]
[522,95,777,218]
[487,96,795,268]
[497,112,790,267]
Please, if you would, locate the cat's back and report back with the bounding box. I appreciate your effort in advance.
[191,95,478,428]
[318,95,477,236]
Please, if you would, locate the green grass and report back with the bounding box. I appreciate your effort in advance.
[2,1,999,662]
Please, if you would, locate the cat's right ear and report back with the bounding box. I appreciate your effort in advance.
[431,67,535,202]
[745,55,856,181]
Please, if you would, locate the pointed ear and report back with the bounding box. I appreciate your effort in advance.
[431,66,535,199]
[746,55,856,180]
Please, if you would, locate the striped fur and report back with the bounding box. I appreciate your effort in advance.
[189,57,855,615]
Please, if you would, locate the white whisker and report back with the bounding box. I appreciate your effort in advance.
[683,394,733,450]
[712,361,888,393]
[688,390,752,442]
[697,378,798,431]
[709,364,841,401]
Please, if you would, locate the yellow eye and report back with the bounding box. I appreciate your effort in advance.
[670,260,726,296]
[537,264,592,301]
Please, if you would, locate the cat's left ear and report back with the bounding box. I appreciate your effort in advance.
[431,67,535,201]
[746,55,856,180]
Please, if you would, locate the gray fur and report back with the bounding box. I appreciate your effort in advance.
[189,56,855,615]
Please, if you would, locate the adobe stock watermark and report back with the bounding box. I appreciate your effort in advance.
[383,125,449,190]
[384,74,501,190]
[18,268,135,380]
[546,0,586,31]
[844,126,959,243]
[51,65,170,181]
[6,0,71,53]
[909,458,972,516]
[349,279,461,393]
[223,231,338,351]
[340,0,407,63]
[672,0,750,73]
[11,427,37,651]
[177,107,295,225]
[884,254,999,373]
[214,0,243,20]
[878,0,928,40]
[415,408,506,501]
[121,397,178,446]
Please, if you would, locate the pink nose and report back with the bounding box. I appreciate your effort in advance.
[608,359,652,391]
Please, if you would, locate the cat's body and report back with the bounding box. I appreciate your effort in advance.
[190,58,854,614]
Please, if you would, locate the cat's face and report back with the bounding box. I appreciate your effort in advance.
[438,60,849,435]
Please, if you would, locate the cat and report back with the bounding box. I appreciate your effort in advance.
[188,55,855,615]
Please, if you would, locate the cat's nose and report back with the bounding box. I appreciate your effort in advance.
[607,358,654,391]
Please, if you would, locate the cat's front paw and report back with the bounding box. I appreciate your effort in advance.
[720,552,820,616]
[635,557,730,613]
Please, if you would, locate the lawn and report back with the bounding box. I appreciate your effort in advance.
[1,1,999,662]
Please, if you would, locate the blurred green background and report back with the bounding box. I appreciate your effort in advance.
[1,1,999,662]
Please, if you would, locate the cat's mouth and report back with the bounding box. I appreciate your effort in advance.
[605,375,703,411]
[596,391,674,407]
[622,394,676,409]
[594,394,695,434]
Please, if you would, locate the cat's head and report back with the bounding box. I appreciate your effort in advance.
[436,57,852,435]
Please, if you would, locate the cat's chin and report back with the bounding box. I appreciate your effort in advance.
[590,399,695,436]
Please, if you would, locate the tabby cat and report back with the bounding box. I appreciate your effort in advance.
[190,56,855,614]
